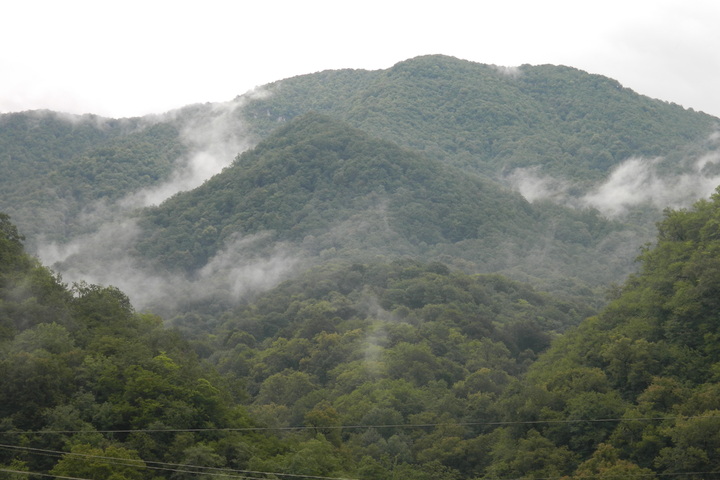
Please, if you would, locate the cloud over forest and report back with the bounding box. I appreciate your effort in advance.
[508,132,720,216]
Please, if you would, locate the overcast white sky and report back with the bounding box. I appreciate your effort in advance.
[2,0,719,119]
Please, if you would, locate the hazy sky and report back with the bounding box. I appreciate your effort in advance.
[2,0,719,118]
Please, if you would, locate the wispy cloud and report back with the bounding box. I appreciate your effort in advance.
[39,221,299,313]
[34,91,290,312]
[492,65,522,78]
[121,97,256,209]
[580,156,720,216]
[506,166,572,204]
[507,131,720,217]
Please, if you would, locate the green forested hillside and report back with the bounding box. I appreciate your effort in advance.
[1,55,716,253]
[4,54,720,480]
[240,55,718,180]
[134,113,627,303]
[0,213,588,479]
[206,259,592,479]
[480,188,720,478]
[0,213,271,478]
[0,111,185,246]
[136,113,535,267]
[7,189,720,479]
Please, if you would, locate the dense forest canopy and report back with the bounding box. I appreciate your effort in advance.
[135,114,592,264]
[240,55,717,181]
[7,188,720,478]
[0,111,186,247]
[125,113,637,314]
[1,56,717,313]
[3,55,717,250]
[2,54,720,479]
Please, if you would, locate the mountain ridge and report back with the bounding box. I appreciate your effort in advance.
[135,112,537,268]
[1,54,718,312]
[240,54,718,181]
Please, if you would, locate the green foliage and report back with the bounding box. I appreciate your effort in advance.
[0,460,30,480]
[654,413,720,476]
[570,443,657,479]
[0,213,24,258]
[241,55,717,181]
[0,215,263,478]
[2,55,720,480]
[135,113,631,306]
[488,188,720,477]
[0,112,184,246]
[0,214,72,338]
[485,428,578,478]
[202,259,590,477]
[50,444,148,480]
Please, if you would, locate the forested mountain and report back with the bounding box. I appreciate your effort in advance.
[7,182,720,478]
[3,54,720,479]
[130,113,626,307]
[0,56,715,298]
[0,213,281,478]
[0,102,250,249]
[0,111,185,245]
[240,55,718,181]
[480,189,720,479]
[3,55,717,252]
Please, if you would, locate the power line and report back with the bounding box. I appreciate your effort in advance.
[0,469,94,480]
[1,414,718,436]
[5,441,720,480]
[5,458,720,480]
[4,417,720,479]
[0,467,263,480]
[0,443,357,480]
[503,471,720,480]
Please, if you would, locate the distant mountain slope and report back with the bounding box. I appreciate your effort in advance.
[0,111,185,245]
[135,113,627,300]
[136,113,531,266]
[2,55,715,252]
[0,101,255,249]
[2,54,714,312]
[240,55,718,181]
